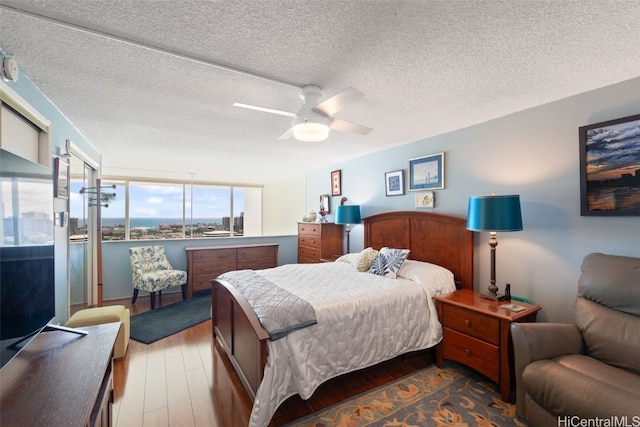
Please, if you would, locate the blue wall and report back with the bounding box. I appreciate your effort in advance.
[305,77,640,323]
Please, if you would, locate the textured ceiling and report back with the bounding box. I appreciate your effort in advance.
[1,0,640,185]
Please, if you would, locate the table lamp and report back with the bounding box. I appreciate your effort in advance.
[335,203,361,254]
[466,194,523,300]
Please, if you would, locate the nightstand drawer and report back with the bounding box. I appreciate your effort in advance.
[443,304,500,345]
[443,328,499,382]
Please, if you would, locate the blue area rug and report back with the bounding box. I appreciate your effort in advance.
[130,294,211,344]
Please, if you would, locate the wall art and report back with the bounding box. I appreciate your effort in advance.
[409,152,444,191]
[385,170,404,196]
[579,114,640,216]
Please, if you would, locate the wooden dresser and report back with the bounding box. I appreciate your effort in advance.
[185,243,278,298]
[297,222,343,263]
[0,322,119,427]
[433,289,541,402]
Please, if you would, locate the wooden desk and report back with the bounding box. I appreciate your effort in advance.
[1,323,119,427]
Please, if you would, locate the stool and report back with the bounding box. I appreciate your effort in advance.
[66,305,130,359]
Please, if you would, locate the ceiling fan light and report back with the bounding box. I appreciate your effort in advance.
[292,121,329,142]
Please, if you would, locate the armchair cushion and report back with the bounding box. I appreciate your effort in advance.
[578,252,640,316]
[575,297,640,374]
[129,245,187,293]
[523,355,640,419]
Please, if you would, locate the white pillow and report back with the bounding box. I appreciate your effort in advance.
[397,259,454,286]
[368,247,410,279]
[335,253,359,266]
[335,247,380,272]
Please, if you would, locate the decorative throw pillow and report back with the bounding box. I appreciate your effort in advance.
[355,247,379,272]
[368,247,410,279]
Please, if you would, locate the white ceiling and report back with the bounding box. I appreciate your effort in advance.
[2,1,640,185]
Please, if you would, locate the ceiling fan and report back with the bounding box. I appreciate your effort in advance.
[234,85,373,142]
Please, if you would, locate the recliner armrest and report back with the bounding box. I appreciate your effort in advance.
[510,323,585,420]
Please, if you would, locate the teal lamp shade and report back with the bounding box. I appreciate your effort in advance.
[335,205,361,254]
[335,205,362,225]
[467,195,523,232]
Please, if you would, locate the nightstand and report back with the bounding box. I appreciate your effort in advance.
[432,289,541,402]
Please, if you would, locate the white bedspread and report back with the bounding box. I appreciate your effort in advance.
[247,261,456,427]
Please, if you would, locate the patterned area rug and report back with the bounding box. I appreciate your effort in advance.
[286,361,525,427]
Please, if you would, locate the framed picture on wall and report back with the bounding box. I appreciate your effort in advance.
[385,170,404,196]
[415,191,434,208]
[54,157,69,199]
[579,113,640,216]
[331,170,342,196]
[409,152,445,191]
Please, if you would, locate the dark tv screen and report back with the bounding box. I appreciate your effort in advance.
[0,149,55,370]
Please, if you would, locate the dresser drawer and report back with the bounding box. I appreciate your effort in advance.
[443,304,500,345]
[297,223,320,236]
[443,328,499,382]
[298,234,320,249]
[193,260,237,276]
[193,275,216,292]
[298,245,320,261]
[191,248,236,262]
[237,257,275,270]
[237,246,275,260]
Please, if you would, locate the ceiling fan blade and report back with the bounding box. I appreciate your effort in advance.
[233,103,296,117]
[278,128,293,140]
[314,87,364,116]
[329,118,372,136]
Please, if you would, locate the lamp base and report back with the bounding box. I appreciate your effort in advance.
[480,291,506,301]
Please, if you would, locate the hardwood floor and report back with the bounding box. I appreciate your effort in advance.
[108,292,434,427]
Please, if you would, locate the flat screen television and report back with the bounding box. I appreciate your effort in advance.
[0,149,55,370]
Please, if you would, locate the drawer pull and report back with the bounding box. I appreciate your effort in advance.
[464,319,471,326]
[465,348,471,356]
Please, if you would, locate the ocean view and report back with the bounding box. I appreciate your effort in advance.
[98,218,224,228]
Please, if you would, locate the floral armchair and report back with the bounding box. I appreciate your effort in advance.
[129,245,187,309]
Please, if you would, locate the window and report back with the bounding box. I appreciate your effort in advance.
[97,179,261,240]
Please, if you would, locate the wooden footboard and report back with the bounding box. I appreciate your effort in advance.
[211,278,269,400]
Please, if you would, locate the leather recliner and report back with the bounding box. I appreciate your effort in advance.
[510,252,640,426]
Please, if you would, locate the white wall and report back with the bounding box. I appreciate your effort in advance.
[262,174,305,235]
[305,77,640,323]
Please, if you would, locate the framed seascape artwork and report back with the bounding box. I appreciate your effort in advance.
[385,170,404,196]
[54,157,69,199]
[331,170,342,196]
[409,152,444,191]
[579,114,640,216]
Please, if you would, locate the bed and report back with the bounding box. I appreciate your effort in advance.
[211,211,473,426]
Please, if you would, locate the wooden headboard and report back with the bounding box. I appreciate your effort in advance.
[364,211,473,290]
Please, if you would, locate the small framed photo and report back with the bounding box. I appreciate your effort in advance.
[415,191,434,208]
[409,152,444,191]
[331,170,342,196]
[385,170,404,196]
[579,114,640,216]
[54,157,69,199]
